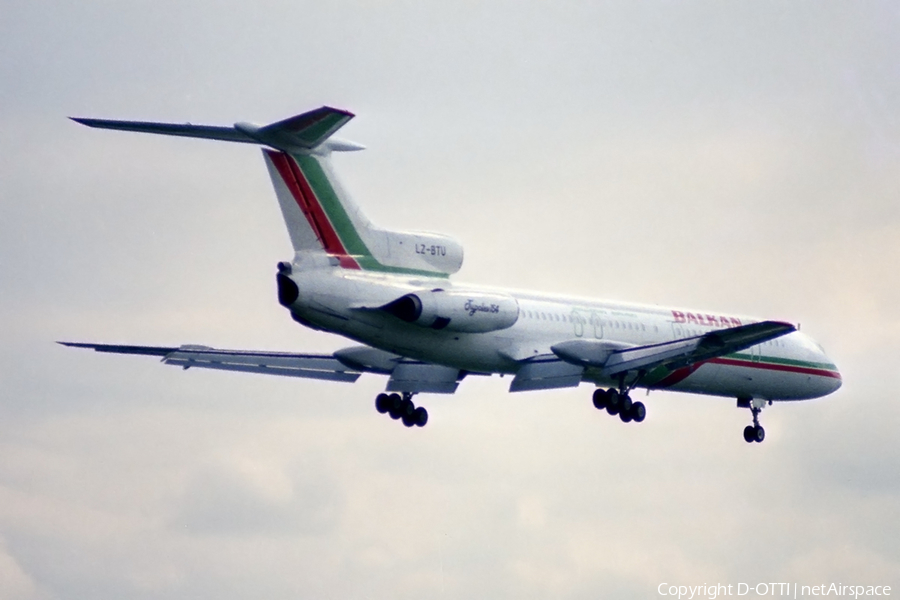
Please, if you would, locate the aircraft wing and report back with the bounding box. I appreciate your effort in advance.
[59,342,363,382]
[551,320,796,378]
[60,342,470,393]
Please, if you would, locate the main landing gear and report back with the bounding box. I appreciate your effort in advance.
[375,392,428,428]
[591,388,646,423]
[740,398,766,443]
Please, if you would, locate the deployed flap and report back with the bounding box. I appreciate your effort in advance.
[387,362,462,394]
[550,339,634,367]
[333,346,401,374]
[60,342,362,382]
[600,320,796,377]
[510,355,584,392]
[71,106,355,152]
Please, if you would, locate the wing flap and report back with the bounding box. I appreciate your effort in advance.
[510,355,584,392]
[387,362,462,394]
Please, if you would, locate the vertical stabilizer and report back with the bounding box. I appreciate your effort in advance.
[72,106,465,277]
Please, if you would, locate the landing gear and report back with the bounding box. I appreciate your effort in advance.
[739,398,766,443]
[591,388,646,423]
[375,392,428,427]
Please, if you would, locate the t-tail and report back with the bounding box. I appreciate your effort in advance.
[71,106,464,278]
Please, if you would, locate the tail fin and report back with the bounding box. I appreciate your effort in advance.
[73,106,464,277]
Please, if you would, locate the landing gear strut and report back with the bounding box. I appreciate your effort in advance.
[739,398,766,443]
[375,392,428,427]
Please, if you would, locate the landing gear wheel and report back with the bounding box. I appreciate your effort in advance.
[414,406,428,427]
[606,390,621,415]
[619,409,633,423]
[743,425,755,443]
[742,400,767,443]
[592,389,609,410]
[620,393,633,413]
[753,425,765,443]
[401,412,417,427]
[375,393,390,414]
[387,393,403,420]
[630,401,646,423]
[400,398,415,418]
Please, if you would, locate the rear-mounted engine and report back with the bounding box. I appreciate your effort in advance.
[382,289,519,333]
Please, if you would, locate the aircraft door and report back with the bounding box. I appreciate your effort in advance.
[571,309,585,338]
[590,311,605,339]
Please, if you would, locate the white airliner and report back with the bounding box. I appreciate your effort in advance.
[63,106,841,443]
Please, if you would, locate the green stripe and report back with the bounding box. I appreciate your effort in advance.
[293,154,448,278]
[295,154,370,256]
[727,352,837,371]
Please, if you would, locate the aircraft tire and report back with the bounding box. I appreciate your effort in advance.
[402,413,416,427]
[592,389,609,410]
[400,398,415,417]
[606,390,621,415]
[743,425,756,443]
[414,406,428,427]
[753,425,765,443]
[388,393,403,420]
[375,393,390,414]
[620,393,633,412]
[619,409,633,423]
[631,401,646,422]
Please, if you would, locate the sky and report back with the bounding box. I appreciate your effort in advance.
[1,1,899,598]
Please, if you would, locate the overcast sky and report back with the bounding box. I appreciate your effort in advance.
[1,1,899,598]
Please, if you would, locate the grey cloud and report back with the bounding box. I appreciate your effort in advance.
[172,457,343,536]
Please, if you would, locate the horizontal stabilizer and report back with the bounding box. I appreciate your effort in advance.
[71,106,358,152]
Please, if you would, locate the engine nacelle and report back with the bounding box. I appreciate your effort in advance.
[382,289,519,333]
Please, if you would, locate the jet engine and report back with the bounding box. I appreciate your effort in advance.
[382,289,519,333]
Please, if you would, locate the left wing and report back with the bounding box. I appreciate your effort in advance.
[551,320,796,378]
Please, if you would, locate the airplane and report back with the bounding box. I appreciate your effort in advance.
[61,106,842,443]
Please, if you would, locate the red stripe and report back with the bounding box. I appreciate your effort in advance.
[652,357,840,390]
[709,357,842,380]
[267,151,360,269]
[654,363,701,388]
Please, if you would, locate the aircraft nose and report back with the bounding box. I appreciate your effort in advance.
[818,350,842,395]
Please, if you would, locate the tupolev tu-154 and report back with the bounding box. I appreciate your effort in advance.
[62,106,841,443]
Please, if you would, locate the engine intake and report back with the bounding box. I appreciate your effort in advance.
[382,290,519,333]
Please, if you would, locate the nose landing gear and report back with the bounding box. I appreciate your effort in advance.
[739,397,767,443]
[375,392,428,427]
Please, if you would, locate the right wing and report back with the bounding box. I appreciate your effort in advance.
[59,342,469,393]
[59,342,363,382]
